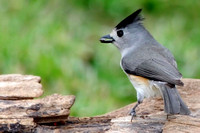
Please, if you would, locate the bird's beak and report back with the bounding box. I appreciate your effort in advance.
[100,34,114,43]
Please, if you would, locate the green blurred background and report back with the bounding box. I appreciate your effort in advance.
[0,0,200,117]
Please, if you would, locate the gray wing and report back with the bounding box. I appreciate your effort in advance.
[159,47,177,68]
[122,58,183,86]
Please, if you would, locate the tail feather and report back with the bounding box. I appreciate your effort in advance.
[159,84,190,115]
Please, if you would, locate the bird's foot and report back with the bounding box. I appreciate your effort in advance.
[129,108,136,122]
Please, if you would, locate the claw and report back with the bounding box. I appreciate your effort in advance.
[129,109,136,122]
[131,115,134,122]
[131,114,135,122]
[129,102,141,122]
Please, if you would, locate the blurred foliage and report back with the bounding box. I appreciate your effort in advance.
[0,0,199,117]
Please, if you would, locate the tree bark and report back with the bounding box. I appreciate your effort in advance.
[0,74,43,99]
[35,79,200,133]
[0,75,199,133]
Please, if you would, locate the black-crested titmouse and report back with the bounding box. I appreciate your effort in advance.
[100,9,190,121]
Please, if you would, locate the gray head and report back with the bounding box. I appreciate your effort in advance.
[100,9,155,55]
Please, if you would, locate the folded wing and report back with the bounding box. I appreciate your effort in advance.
[122,58,183,86]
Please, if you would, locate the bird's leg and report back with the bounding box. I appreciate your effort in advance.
[129,92,144,122]
[129,101,142,122]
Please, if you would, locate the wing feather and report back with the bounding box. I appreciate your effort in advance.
[122,58,183,86]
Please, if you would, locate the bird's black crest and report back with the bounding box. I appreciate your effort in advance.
[115,9,143,29]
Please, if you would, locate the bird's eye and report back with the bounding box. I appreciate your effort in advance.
[117,30,123,37]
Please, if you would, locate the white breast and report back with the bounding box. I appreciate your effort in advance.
[120,60,161,99]
[129,75,162,98]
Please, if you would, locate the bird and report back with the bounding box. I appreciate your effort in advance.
[99,9,190,121]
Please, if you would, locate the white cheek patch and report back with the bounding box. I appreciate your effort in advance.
[109,29,120,47]
[110,29,117,39]
[109,28,128,50]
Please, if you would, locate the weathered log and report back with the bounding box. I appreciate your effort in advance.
[0,94,75,123]
[34,79,200,133]
[0,78,200,133]
[0,118,35,126]
[0,74,43,99]
[0,74,41,82]
[0,118,36,132]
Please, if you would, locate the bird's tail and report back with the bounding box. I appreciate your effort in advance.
[159,84,190,115]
